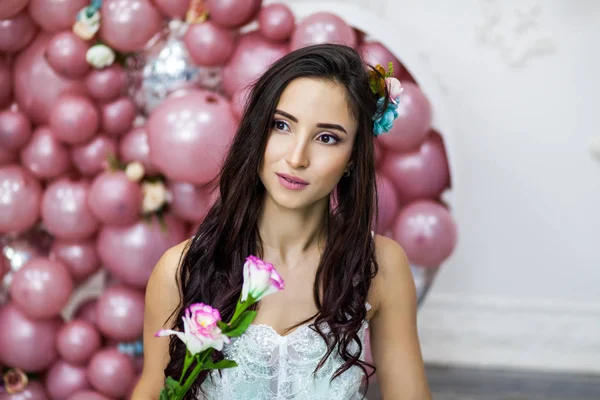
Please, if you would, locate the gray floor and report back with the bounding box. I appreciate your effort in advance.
[365,364,600,400]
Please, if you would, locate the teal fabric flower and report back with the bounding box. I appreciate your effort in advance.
[372,97,399,136]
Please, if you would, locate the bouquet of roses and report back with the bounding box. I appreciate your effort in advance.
[155,255,284,400]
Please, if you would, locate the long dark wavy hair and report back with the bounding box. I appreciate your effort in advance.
[165,43,389,398]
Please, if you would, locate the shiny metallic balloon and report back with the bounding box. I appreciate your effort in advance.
[126,20,223,115]
[0,226,53,303]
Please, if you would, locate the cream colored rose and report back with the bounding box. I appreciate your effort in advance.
[125,161,145,182]
[86,44,116,69]
[142,181,169,214]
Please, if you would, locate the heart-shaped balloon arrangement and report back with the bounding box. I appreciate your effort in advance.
[0,0,456,397]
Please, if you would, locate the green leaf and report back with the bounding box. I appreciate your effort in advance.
[203,359,238,370]
[159,389,169,400]
[225,310,257,337]
[217,321,228,331]
[164,376,182,391]
[387,61,395,77]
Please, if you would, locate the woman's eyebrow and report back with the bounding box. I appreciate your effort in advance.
[274,109,347,134]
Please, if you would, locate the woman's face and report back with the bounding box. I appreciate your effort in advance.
[259,77,358,211]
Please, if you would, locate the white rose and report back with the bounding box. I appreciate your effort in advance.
[142,181,169,214]
[86,44,116,69]
[125,161,145,182]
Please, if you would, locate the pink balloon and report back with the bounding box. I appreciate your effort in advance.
[50,239,100,282]
[97,214,186,288]
[88,171,142,226]
[183,21,236,67]
[21,126,71,179]
[258,3,295,42]
[393,200,457,268]
[45,360,90,400]
[290,12,357,51]
[0,110,31,149]
[10,257,73,318]
[378,82,432,152]
[222,31,288,97]
[87,348,136,398]
[359,41,404,77]
[0,165,42,234]
[0,145,18,166]
[381,133,450,203]
[45,31,90,78]
[0,11,38,53]
[71,135,117,176]
[0,254,7,281]
[0,58,12,109]
[168,181,215,223]
[126,374,142,399]
[147,89,237,184]
[0,303,61,372]
[206,0,261,29]
[374,174,399,234]
[0,381,48,400]
[0,0,29,20]
[41,178,99,240]
[14,33,87,125]
[100,97,137,137]
[49,93,99,144]
[230,86,250,120]
[119,126,158,175]
[99,0,162,52]
[152,0,190,18]
[73,298,99,327]
[85,64,126,101]
[56,320,102,365]
[96,285,145,341]
[28,0,88,32]
[67,391,111,400]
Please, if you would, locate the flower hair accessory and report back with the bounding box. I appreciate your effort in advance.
[369,62,403,136]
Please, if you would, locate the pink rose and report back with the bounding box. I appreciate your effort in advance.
[155,303,230,355]
[385,77,403,104]
[241,255,285,302]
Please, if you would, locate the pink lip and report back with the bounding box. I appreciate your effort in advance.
[276,173,309,185]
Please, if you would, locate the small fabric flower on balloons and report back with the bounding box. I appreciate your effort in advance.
[86,44,116,69]
[155,303,230,355]
[73,5,101,40]
[2,368,28,394]
[373,97,399,136]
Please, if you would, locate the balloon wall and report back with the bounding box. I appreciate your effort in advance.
[0,0,458,396]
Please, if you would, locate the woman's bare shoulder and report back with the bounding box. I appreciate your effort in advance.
[147,238,192,291]
[368,234,413,314]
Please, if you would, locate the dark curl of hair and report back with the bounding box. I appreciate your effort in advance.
[165,43,390,398]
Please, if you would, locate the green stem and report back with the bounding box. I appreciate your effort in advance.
[229,298,250,325]
[179,351,211,396]
[178,351,194,385]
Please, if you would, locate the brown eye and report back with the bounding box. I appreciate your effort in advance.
[272,120,290,131]
[318,134,339,145]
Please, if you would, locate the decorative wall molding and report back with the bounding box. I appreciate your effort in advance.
[418,294,600,373]
[477,0,557,68]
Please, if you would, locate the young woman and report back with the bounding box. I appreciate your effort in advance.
[133,44,432,399]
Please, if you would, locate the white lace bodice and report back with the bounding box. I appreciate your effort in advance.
[199,306,371,400]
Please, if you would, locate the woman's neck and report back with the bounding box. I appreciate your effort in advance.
[257,194,328,264]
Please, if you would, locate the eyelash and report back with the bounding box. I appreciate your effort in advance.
[271,120,341,145]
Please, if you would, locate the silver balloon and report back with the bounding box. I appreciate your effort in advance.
[126,20,223,115]
[0,226,53,303]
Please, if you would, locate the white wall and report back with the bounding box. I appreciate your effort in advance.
[277,0,600,373]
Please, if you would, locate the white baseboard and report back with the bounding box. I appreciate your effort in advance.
[417,294,600,374]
